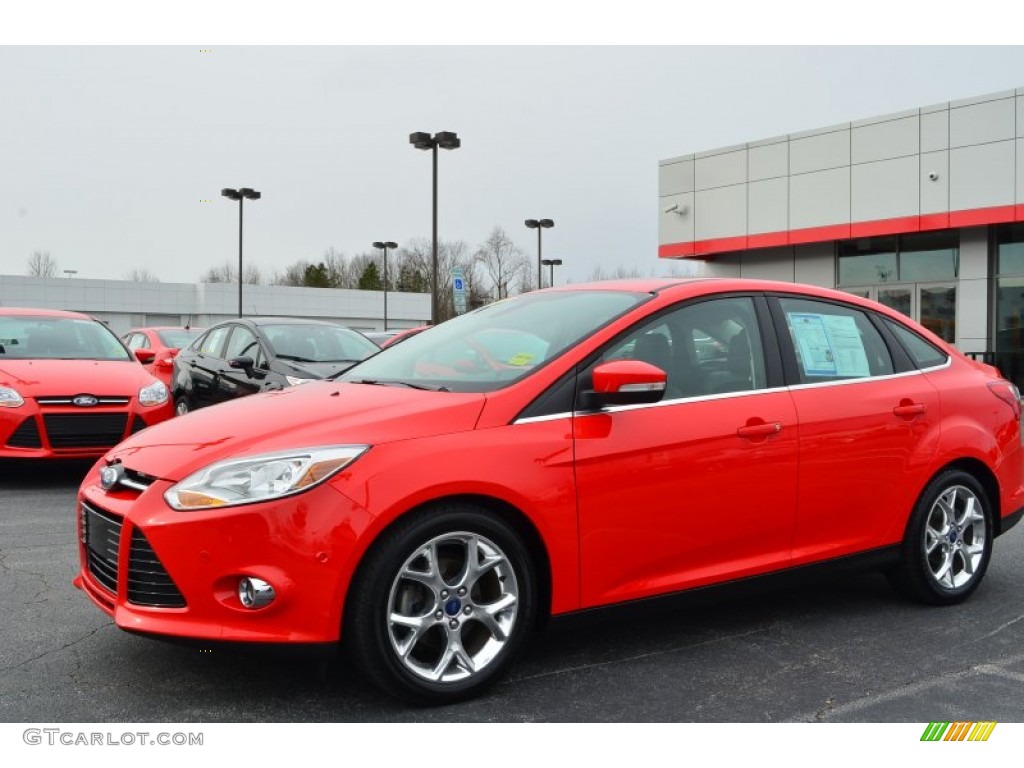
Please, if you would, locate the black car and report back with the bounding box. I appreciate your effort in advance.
[171,317,379,415]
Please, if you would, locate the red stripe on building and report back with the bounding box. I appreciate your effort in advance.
[660,205,1021,259]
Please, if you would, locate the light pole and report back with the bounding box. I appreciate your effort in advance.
[221,187,261,317]
[409,131,461,325]
[372,241,398,331]
[525,218,554,289]
[541,258,563,288]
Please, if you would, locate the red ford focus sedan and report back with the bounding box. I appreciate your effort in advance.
[74,279,1024,703]
[1,308,173,459]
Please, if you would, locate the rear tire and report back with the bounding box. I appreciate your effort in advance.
[887,469,993,606]
[345,503,537,704]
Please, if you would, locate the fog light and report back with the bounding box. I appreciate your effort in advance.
[238,577,275,609]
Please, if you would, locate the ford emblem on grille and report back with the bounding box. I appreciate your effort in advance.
[100,463,124,491]
[73,394,100,407]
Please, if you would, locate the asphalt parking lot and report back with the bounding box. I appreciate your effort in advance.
[2,460,1024,723]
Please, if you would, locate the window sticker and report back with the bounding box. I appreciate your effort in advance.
[788,312,870,378]
[506,352,536,366]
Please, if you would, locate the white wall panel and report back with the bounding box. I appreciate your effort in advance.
[1018,95,1024,138]
[949,140,1015,210]
[694,185,747,241]
[790,130,850,175]
[658,193,694,244]
[789,168,850,230]
[659,159,694,195]
[740,247,794,281]
[851,116,919,164]
[748,178,788,234]
[921,109,949,153]
[950,97,1016,147]
[920,151,949,214]
[851,156,919,221]
[957,227,990,351]
[1018,139,1024,204]
[749,142,788,181]
[695,150,747,191]
[793,243,836,288]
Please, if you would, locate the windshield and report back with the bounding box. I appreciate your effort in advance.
[157,328,203,348]
[262,323,380,364]
[340,290,647,392]
[0,316,131,361]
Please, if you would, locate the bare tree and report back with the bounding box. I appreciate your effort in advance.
[27,250,58,277]
[124,268,160,282]
[200,261,262,284]
[475,226,528,300]
[404,238,479,322]
[587,264,643,282]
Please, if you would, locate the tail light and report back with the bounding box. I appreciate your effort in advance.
[987,380,1021,419]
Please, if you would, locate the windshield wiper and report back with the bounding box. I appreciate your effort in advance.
[276,354,316,363]
[352,378,449,392]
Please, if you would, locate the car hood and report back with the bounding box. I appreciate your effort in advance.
[106,381,487,481]
[0,359,152,394]
[275,359,361,379]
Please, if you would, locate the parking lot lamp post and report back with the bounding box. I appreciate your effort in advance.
[409,131,460,325]
[525,218,554,289]
[372,241,398,331]
[541,258,563,288]
[221,187,261,317]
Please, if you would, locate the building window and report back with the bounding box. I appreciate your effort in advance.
[838,231,958,286]
[994,223,1024,388]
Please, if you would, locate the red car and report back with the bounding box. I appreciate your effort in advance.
[0,308,173,459]
[74,279,1024,703]
[122,327,204,390]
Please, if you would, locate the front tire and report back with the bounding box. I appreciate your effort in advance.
[346,503,537,704]
[887,469,993,605]
[174,397,191,417]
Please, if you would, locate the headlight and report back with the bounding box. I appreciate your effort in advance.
[139,380,168,407]
[285,376,314,386]
[164,445,369,510]
[0,386,24,408]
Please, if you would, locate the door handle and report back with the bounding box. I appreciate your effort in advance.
[736,422,782,439]
[893,403,926,418]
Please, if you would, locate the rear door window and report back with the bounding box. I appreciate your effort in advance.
[775,297,894,384]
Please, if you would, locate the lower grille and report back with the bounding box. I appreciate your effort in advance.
[43,413,128,448]
[7,418,42,448]
[82,502,122,594]
[129,415,148,435]
[128,529,186,608]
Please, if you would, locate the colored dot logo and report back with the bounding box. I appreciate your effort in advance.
[199,49,213,53]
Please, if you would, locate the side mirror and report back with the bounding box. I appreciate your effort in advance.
[583,360,667,409]
[134,349,156,364]
[156,349,178,371]
[229,356,255,376]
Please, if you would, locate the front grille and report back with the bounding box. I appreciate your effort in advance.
[7,417,42,448]
[129,415,147,435]
[37,396,131,406]
[82,501,186,608]
[128,530,186,608]
[82,502,122,594]
[43,413,128,448]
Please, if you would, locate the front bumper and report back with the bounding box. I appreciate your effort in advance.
[74,470,373,643]
[1,400,173,459]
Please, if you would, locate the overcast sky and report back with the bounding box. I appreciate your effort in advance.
[2,44,1023,287]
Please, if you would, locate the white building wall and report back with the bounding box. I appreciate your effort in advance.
[957,227,991,353]
[0,275,431,335]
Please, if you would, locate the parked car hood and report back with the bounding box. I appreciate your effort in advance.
[105,381,487,481]
[0,359,151,394]
[277,359,361,379]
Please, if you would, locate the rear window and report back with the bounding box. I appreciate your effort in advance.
[883,318,949,369]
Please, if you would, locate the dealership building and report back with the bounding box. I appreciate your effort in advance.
[659,86,1024,385]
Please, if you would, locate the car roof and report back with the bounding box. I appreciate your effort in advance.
[0,307,94,320]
